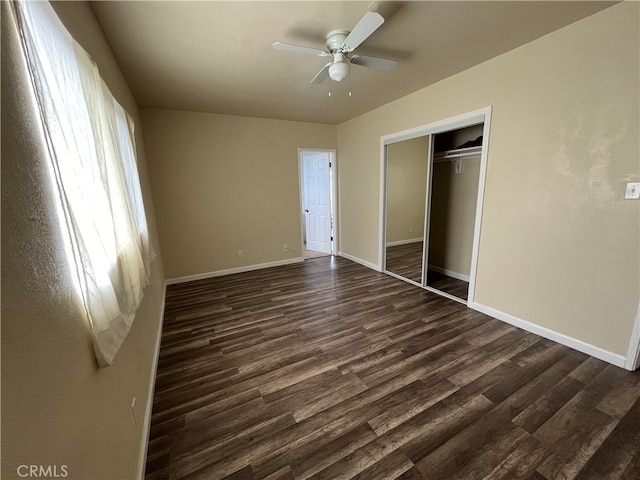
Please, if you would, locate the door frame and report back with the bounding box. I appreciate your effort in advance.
[298,148,338,256]
[379,106,492,304]
[625,303,640,370]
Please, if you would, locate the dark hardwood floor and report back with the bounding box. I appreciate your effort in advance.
[146,256,640,480]
[385,242,469,300]
[385,242,423,284]
[426,270,469,302]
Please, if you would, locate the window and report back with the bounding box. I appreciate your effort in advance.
[12,0,154,367]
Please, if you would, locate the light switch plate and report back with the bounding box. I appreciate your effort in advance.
[625,182,640,200]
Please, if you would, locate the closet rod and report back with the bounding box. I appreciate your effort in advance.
[433,146,482,174]
[433,145,482,160]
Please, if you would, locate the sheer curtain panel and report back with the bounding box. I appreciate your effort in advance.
[12,0,155,367]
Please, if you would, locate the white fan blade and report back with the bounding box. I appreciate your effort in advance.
[342,11,384,52]
[350,54,396,71]
[311,63,332,84]
[273,42,330,57]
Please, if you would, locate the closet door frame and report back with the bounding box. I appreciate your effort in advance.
[421,136,435,288]
[379,106,492,305]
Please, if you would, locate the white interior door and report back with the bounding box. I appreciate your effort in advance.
[303,152,332,254]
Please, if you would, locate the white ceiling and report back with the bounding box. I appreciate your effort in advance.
[90,1,615,125]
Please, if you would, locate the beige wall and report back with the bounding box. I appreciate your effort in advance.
[141,109,336,279]
[337,3,639,356]
[429,157,480,277]
[429,125,484,276]
[1,2,165,479]
[386,137,429,244]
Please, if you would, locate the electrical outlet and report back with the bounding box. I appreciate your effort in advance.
[131,397,137,425]
[282,244,288,252]
[625,182,640,200]
[238,249,244,257]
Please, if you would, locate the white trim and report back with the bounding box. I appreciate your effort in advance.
[298,148,338,256]
[469,301,627,368]
[137,283,167,480]
[428,265,470,282]
[378,141,387,271]
[330,151,338,256]
[166,258,304,285]
[467,109,492,304]
[422,134,435,286]
[379,106,492,305]
[624,303,640,371]
[386,237,424,247]
[338,251,381,272]
[380,107,490,146]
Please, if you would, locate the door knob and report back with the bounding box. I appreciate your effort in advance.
[305,209,309,213]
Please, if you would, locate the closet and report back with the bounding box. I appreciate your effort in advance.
[427,125,483,300]
[382,108,490,304]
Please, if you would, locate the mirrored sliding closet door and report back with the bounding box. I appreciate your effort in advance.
[382,108,491,304]
[384,136,430,285]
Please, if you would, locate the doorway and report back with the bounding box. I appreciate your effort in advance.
[380,107,491,304]
[299,149,337,258]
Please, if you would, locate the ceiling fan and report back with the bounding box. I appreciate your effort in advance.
[273,11,396,84]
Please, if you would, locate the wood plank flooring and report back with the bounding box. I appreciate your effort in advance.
[145,256,640,480]
[426,271,469,301]
[304,250,331,259]
[385,243,424,284]
[385,242,469,300]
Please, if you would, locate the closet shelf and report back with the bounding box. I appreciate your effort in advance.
[434,145,482,161]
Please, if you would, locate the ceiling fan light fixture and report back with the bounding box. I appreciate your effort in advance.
[329,61,349,82]
[273,11,395,85]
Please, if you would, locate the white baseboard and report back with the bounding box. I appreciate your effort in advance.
[428,265,470,282]
[386,237,424,247]
[338,251,381,272]
[166,257,305,285]
[336,253,630,371]
[469,301,627,368]
[625,303,640,371]
[137,283,167,480]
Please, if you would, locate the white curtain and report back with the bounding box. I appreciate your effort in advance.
[13,0,155,367]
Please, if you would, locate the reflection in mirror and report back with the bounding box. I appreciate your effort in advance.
[384,136,430,284]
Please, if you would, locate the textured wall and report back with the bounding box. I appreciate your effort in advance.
[142,108,337,279]
[337,3,639,356]
[1,2,165,479]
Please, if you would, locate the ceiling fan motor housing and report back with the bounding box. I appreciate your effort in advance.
[326,30,350,53]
